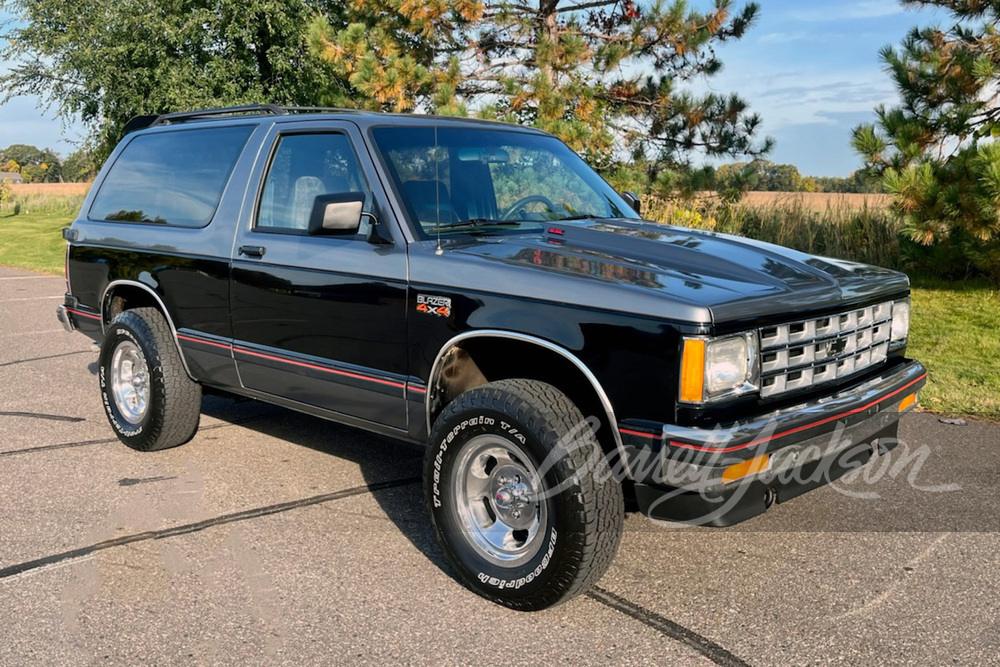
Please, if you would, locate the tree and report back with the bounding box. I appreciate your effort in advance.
[308,0,772,175]
[852,0,1000,283]
[714,159,803,192]
[0,144,61,182]
[813,172,880,194]
[1,0,347,161]
[61,148,97,183]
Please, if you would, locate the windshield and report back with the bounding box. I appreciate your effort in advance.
[370,126,640,237]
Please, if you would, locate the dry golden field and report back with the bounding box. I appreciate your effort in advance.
[9,182,91,196]
[6,185,889,210]
[741,190,890,210]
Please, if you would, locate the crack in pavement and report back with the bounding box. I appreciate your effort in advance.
[587,586,752,667]
[0,413,275,458]
[0,411,86,423]
[0,350,91,368]
[0,476,422,580]
[117,475,179,487]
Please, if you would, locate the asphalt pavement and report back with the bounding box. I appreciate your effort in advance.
[1,265,998,666]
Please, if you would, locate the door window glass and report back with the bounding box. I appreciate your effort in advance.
[257,133,371,235]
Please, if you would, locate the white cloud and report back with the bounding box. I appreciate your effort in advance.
[0,56,85,155]
[759,32,809,44]
[0,91,84,156]
[693,57,899,132]
[792,1,906,22]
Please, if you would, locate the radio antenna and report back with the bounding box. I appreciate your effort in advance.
[434,124,443,256]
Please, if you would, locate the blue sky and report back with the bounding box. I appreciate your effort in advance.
[0,1,950,176]
[694,0,949,176]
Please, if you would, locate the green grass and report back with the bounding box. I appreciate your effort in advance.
[1,194,998,418]
[0,197,81,275]
[909,278,1000,419]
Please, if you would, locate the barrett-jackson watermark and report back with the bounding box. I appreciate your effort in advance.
[527,416,960,524]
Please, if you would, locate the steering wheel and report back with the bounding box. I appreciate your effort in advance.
[501,194,557,220]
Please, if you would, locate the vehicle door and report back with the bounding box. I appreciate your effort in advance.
[229,120,409,430]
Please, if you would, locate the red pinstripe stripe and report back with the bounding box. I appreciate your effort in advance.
[408,386,427,394]
[177,333,407,391]
[67,308,101,320]
[620,428,658,439]
[234,347,406,389]
[177,334,232,351]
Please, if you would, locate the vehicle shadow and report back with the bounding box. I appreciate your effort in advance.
[198,394,459,582]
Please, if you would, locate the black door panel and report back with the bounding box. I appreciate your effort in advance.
[230,123,409,429]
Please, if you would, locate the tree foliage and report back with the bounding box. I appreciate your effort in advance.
[309,0,773,171]
[2,0,771,189]
[60,148,97,183]
[715,160,802,192]
[0,0,346,160]
[0,144,62,182]
[853,0,1000,282]
[714,161,879,194]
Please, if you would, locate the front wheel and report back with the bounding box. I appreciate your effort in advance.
[424,379,624,610]
[99,307,201,451]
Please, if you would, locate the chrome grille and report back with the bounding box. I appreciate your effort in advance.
[759,302,893,398]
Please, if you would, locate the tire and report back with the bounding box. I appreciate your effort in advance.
[99,307,201,451]
[424,379,624,611]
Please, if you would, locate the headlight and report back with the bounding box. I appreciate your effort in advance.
[679,333,758,403]
[891,299,910,345]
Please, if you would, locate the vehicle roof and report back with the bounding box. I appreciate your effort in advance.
[125,105,550,136]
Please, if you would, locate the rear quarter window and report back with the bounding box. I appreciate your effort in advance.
[89,125,254,228]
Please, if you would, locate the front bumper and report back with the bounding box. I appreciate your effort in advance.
[619,358,927,526]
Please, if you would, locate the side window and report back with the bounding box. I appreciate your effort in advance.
[90,125,253,227]
[256,133,371,235]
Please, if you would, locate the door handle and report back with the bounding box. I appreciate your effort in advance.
[238,245,266,258]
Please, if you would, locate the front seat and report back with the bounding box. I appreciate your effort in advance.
[402,180,459,225]
[290,176,327,230]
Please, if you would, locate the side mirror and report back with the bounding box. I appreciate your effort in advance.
[308,192,366,236]
[622,191,642,215]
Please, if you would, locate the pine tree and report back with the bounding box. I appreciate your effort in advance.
[853,0,1000,283]
[308,0,772,175]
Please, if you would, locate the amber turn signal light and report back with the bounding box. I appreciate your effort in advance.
[722,455,771,484]
[679,339,706,403]
[898,393,917,412]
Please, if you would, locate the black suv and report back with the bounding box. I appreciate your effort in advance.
[57,105,926,611]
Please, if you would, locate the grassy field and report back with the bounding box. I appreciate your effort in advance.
[0,194,85,274]
[8,182,91,197]
[740,191,890,211]
[0,192,996,418]
[908,278,1000,418]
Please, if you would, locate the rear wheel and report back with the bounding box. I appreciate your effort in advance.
[99,307,201,451]
[425,379,624,610]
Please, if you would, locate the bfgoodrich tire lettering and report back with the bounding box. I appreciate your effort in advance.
[424,379,624,611]
[99,307,201,451]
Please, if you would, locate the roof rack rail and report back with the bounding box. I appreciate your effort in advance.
[150,104,288,127]
[279,106,360,114]
[122,104,360,137]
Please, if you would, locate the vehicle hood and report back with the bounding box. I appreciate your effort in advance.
[439,219,910,328]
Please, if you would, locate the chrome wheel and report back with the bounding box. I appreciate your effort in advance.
[452,434,548,567]
[110,340,149,425]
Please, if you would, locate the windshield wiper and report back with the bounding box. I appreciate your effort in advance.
[433,218,521,231]
[554,214,604,221]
